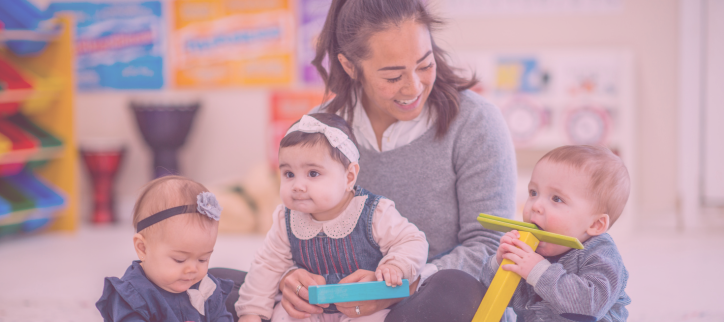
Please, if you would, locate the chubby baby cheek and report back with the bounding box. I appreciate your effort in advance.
[535,242,554,256]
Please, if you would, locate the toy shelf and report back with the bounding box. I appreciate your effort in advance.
[0,15,77,235]
[0,113,64,166]
[0,29,60,42]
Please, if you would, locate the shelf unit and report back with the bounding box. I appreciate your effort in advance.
[0,15,77,234]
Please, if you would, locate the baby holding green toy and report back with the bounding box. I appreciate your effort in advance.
[482,145,631,322]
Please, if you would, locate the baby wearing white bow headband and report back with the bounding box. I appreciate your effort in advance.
[235,113,429,322]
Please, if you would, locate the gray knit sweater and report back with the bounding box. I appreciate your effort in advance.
[355,90,517,279]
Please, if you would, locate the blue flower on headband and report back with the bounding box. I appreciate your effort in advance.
[197,192,222,221]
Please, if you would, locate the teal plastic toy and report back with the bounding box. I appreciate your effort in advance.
[308,280,410,305]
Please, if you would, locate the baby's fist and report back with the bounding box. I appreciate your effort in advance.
[375,264,403,287]
[496,230,520,265]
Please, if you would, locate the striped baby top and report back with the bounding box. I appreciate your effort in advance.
[481,233,631,322]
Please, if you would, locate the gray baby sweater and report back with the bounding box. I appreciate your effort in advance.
[355,90,517,279]
[481,233,631,322]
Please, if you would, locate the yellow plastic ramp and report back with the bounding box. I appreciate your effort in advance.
[0,133,11,154]
[472,231,539,322]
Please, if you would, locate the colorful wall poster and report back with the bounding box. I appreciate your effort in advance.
[268,90,328,167]
[298,0,331,85]
[172,0,295,87]
[452,50,632,151]
[47,1,164,90]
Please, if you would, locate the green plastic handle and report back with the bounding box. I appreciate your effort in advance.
[478,213,584,249]
[478,213,539,230]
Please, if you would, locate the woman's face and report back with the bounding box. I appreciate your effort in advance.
[353,20,436,123]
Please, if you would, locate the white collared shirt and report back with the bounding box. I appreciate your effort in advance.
[311,98,434,152]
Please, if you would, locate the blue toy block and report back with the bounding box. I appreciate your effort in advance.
[308,280,410,305]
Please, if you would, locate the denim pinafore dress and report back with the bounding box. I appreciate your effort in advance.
[284,186,385,313]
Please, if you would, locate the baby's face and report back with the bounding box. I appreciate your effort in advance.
[523,159,600,257]
[141,217,217,293]
[278,143,352,221]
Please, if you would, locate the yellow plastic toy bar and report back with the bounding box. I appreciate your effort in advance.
[477,213,584,249]
[472,231,539,322]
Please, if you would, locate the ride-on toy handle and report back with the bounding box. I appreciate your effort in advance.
[472,214,584,322]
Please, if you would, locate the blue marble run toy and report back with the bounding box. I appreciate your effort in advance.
[0,169,65,237]
[0,0,59,56]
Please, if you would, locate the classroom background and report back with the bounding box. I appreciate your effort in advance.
[0,0,722,321]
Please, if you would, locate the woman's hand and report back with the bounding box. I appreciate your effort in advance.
[237,315,261,322]
[279,268,328,319]
[334,269,419,317]
[496,230,520,265]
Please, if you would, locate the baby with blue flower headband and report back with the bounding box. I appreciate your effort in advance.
[96,175,235,321]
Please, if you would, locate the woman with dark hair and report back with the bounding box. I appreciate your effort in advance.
[279,0,516,321]
[213,0,516,321]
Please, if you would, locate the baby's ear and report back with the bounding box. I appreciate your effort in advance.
[586,214,610,236]
[346,162,360,191]
[133,233,148,260]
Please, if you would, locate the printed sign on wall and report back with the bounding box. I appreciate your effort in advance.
[268,90,328,167]
[47,1,164,90]
[453,50,632,151]
[172,0,295,87]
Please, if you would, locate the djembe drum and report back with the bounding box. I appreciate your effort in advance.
[130,101,200,178]
[80,142,124,224]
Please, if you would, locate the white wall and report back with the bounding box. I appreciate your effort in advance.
[72,0,681,227]
[76,90,270,223]
[703,0,724,206]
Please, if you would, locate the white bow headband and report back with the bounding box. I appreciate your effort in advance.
[284,115,360,163]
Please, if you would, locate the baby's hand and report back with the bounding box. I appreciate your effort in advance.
[496,230,520,265]
[500,238,545,280]
[238,315,261,322]
[375,264,404,287]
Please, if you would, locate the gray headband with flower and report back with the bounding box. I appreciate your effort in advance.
[136,192,222,232]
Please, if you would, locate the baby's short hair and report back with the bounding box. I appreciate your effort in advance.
[540,145,630,226]
[280,113,358,168]
[132,175,214,237]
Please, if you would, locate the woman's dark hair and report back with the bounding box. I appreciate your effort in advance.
[280,113,359,168]
[312,0,478,137]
